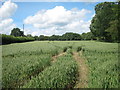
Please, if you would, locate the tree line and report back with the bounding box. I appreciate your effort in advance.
[1,1,119,45]
[1,28,94,44]
[9,28,95,41]
[33,32,94,41]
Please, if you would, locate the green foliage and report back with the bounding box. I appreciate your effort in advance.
[22,54,78,88]
[34,36,39,40]
[62,32,81,41]
[2,54,51,88]
[49,35,60,41]
[63,47,68,52]
[39,35,45,40]
[51,49,59,56]
[66,48,73,55]
[63,46,72,53]
[81,32,95,40]
[2,41,118,88]
[82,44,118,88]
[10,28,24,37]
[68,46,72,49]
[76,46,82,52]
[90,2,119,42]
[36,33,82,41]
[105,20,119,42]
[26,34,33,37]
[1,34,35,45]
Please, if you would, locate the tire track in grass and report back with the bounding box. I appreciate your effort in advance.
[73,51,89,88]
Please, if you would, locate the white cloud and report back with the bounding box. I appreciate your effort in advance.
[0,19,16,34]
[24,6,91,36]
[0,0,17,21]
[0,0,17,34]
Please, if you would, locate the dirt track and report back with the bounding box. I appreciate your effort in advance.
[73,52,88,88]
[51,51,89,88]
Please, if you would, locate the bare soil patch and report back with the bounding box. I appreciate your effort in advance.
[73,52,88,88]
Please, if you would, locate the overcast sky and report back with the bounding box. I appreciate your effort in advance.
[0,0,116,36]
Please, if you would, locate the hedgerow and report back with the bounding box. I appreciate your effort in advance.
[1,34,35,45]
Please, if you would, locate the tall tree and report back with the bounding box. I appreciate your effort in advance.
[62,32,81,41]
[39,35,45,41]
[49,35,60,41]
[10,28,24,37]
[34,36,39,40]
[105,20,119,42]
[27,34,33,37]
[90,2,118,41]
[81,32,94,40]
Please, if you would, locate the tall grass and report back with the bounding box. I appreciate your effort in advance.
[83,50,118,88]
[2,54,51,88]
[22,54,78,88]
[2,41,118,88]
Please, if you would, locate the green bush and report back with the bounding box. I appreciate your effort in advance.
[68,46,72,49]
[63,47,68,52]
[63,46,72,53]
[76,46,82,52]
[1,34,35,45]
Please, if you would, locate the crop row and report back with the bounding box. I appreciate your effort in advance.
[2,49,59,58]
[82,49,118,88]
[2,54,51,88]
[2,41,62,56]
[22,54,78,88]
[2,41,118,88]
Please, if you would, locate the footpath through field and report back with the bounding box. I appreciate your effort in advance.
[52,51,89,88]
[73,51,88,88]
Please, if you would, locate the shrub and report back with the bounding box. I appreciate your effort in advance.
[1,34,35,45]
[68,46,72,49]
[76,46,82,52]
[63,47,68,52]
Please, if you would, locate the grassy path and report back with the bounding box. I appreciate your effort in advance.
[73,52,89,88]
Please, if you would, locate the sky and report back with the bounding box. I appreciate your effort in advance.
[0,0,117,36]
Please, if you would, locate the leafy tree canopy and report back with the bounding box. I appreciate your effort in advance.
[10,28,24,37]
